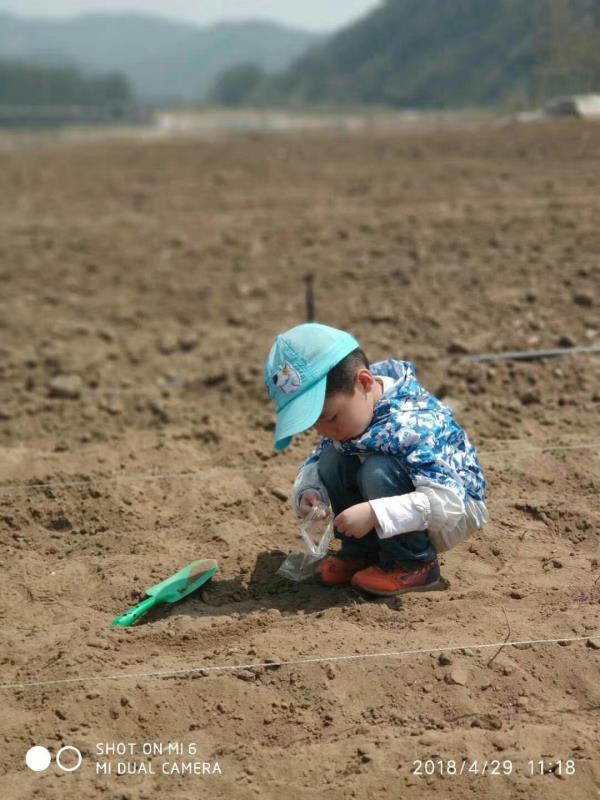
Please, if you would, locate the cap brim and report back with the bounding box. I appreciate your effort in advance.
[273,375,327,451]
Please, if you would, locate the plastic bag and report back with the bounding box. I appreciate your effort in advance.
[277,501,334,582]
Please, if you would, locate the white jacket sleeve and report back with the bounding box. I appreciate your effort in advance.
[369,484,489,553]
[368,492,431,538]
[292,459,330,517]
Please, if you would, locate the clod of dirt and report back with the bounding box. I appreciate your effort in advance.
[573,292,594,308]
[557,335,576,348]
[45,515,72,531]
[48,374,83,399]
[444,666,468,686]
[446,339,470,355]
[519,390,541,405]
[157,334,179,354]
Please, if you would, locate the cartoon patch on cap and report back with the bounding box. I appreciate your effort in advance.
[272,362,301,395]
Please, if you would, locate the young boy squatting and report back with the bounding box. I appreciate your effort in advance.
[264,323,489,597]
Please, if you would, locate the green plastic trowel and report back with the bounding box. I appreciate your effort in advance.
[111,559,218,627]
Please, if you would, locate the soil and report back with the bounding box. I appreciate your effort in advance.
[0,119,599,799]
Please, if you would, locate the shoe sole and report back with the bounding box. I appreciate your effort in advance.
[351,577,448,597]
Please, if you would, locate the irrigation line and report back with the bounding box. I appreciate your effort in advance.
[1,632,598,692]
[0,343,598,402]
[461,345,600,364]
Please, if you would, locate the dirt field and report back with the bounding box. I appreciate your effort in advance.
[0,119,599,800]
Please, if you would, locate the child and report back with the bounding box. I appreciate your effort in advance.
[264,322,489,597]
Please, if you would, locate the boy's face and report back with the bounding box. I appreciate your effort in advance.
[313,369,382,443]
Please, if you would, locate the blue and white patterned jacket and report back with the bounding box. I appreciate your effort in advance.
[293,359,489,552]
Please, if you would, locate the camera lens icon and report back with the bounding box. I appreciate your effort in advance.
[26,745,82,773]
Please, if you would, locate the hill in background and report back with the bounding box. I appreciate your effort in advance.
[216,0,600,109]
[0,12,323,103]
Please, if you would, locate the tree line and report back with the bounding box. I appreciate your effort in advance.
[0,59,133,106]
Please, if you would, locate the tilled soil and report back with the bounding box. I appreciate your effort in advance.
[0,120,599,799]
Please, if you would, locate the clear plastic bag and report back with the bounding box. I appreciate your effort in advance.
[277,501,334,582]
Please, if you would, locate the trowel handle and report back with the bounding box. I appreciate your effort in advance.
[111,595,158,627]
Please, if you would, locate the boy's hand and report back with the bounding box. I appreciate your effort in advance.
[298,491,328,519]
[334,502,378,538]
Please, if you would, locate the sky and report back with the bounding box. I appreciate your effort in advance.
[0,0,381,32]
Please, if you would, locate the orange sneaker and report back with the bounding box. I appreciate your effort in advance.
[316,555,377,586]
[351,558,444,596]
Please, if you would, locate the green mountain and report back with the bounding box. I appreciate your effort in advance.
[233,0,600,108]
[0,12,322,103]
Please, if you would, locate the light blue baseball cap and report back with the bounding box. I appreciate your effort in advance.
[264,323,360,451]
